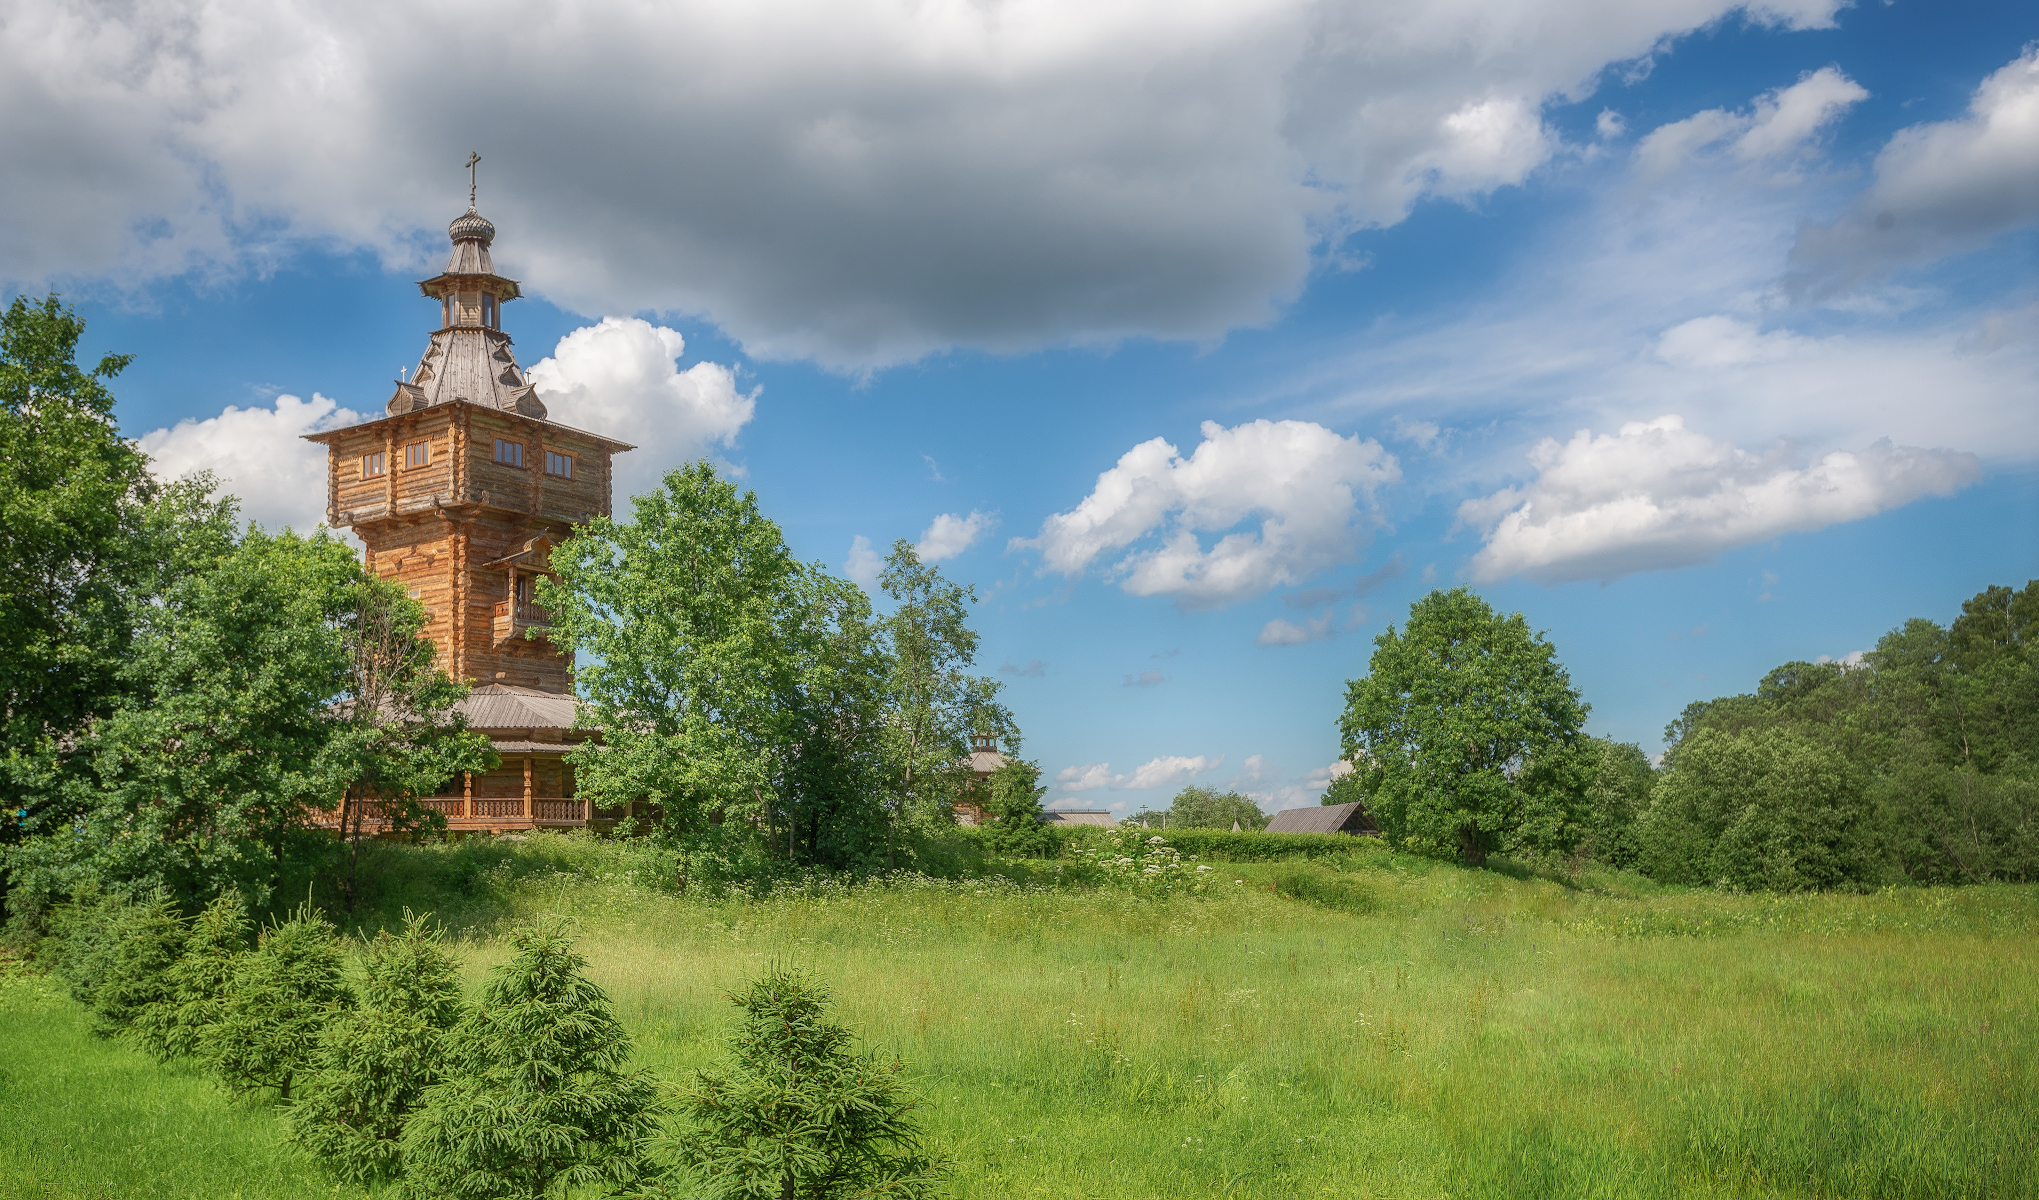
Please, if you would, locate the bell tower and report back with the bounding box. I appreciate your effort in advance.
[305,181,633,693]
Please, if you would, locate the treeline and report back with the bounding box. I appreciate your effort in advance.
[43,891,942,1199]
[1339,583,2038,890]
[1,294,1025,933]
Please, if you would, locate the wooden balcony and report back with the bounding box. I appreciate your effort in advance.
[493,599,551,647]
[319,794,636,836]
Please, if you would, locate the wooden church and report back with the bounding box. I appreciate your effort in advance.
[305,179,630,831]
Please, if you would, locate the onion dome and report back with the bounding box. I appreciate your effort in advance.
[449,205,496,245]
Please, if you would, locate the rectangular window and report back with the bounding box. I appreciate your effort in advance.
[493,438,524,467]
[545,450,573,479]
[361,452,386,478]
[405,440,430,469]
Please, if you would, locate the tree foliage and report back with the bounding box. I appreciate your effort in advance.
[401,922,660,1200]
[984,759,1056,856]
[544,466,1013,877]
[670,966,945,1200]
[208,904,353,1101]
[1163,786,1270,832]
[289,910,467,1186]
[136,890,251,1061]
[1636,580,2039,888]
[1340,588,1588,866]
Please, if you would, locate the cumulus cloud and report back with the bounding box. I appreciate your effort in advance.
[1791,48,2039,295]
[915,510,993,561]
[0,0,1844,368]
[1055,763,1113,793]
[1460,415,1981,583]
[1636,67,1866,179]
[1112,755,1222,791]
[842,535,883,589]
[1015,419,1398,610]
[1257,612,1337,646]
[1053,755,1223,793]
[528,317,755,500]
[138,393,365,533]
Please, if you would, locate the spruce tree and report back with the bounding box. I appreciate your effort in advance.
[401,922,660,1199]
[138,890,251,1060]
[673,966,945,1200]
[208,903,352,1101]
[288,911,466,1185]
[92,892,186,1043]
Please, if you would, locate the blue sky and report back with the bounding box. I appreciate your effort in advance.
[8,0,2034,815]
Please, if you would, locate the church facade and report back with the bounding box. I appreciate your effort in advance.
[305,192,631,831]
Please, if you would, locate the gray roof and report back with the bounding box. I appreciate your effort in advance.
[1264,801,1379,836]
[1042,810,1116,827]
[968,749,1008,777]
[456,684,585,732]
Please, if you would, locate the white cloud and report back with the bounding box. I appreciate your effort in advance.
[842,535,883,589]
[1233,754,1282,788]
[0,0,1845,369]
[1112,755,1221,791]
[1124,669,1166,688]
[1053,754,1225,793]
[1596,109,1626,140]
[1000,659,1046,678]
[1243,758,1355,811]
[138,393,365,534]
[1636,67,1865,178]
[1460,415,1981,584]
[1016,419,1399,610]
[528,317,755,501]
[1257,612,1336,646]
[1654,315,1808,368]
[1055,762,1113,792]
[915,510,994,561]
[1792,48,2039,295]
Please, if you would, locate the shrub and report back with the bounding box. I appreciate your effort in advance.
[671,966,945,1200]
[401,921,661,1199]
[985,759,1056,858]
[94,893,187,1047]
[1148,829,1384,863]
[1075,828,1213,894]
[208,903,352,1101]
[137,890,250,1060]
[288,910,466,1186]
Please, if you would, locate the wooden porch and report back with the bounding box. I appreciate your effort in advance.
[321,750,631,836]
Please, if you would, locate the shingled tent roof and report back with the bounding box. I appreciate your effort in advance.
[1264,800,1380,836]
[454,683,584,732]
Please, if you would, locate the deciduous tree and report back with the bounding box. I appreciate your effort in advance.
[1340,587,1587,866]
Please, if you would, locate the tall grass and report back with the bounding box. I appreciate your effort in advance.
[6,833,2035,1198]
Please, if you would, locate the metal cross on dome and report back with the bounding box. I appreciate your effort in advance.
[466,151,481,207]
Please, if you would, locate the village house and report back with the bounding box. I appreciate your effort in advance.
[306,178,630,832]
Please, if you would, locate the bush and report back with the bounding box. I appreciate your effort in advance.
[671,966,944,1200]
[1638,728,1875,891]
[137,890,250,1061]
[1148,829,1385,863]
[1075,828,1213,894]
[401,921,661,1199]
[288,910,466,1186]
[93,893,186,1048]
[208,903,353,1101]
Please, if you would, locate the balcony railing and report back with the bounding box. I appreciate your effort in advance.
[493,599,551,646]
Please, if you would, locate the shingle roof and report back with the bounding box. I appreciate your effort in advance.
[455,684,585,732]
[1264,801,1379,836]
[1042,809,1116,827]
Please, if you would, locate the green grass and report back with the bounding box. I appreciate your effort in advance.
[5,834,2036,1198]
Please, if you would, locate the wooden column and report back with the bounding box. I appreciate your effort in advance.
[462,771,473,818]
[522,756,533,819]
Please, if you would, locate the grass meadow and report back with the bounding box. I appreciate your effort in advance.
[3,833,2035,1198]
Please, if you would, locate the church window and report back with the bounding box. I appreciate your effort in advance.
[362,452,386,478]
[545,451,573,479]
[494,438,524,467]
[405,440,430,469]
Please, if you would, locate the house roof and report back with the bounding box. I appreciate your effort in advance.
[1042,810,1116,827]
[455,684,585,732]
[1264,801,1380,836]
[968,749,1008,776]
